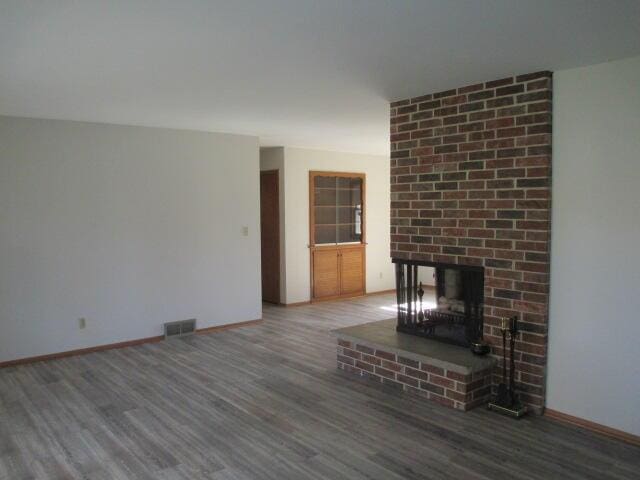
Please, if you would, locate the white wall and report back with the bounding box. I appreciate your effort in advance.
[0,116,261,363]
[282,147,394,304]
[259,147,286,303]
[547,56,640,436]
[417,267,436,288]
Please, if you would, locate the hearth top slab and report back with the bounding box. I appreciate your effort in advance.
[332,318,496,374]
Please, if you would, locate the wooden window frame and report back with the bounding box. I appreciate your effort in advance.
[308,171,366,249]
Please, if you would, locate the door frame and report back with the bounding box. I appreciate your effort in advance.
[260,169,280,304]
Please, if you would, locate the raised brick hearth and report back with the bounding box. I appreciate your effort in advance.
[389,71,552,413]
[334,319,496,411]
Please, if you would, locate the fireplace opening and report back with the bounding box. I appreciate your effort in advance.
[393,258,484,348]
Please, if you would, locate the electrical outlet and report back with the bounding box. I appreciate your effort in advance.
[242,226,249,237]
[78,317,86,329]
[379,272,383,279]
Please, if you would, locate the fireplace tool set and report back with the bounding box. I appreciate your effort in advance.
[488,316,527,418]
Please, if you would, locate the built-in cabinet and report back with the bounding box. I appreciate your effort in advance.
[309,172,365,301]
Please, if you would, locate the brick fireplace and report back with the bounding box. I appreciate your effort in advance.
[390,71,552,413]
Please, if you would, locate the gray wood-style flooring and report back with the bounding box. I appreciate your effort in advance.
[1,294,638,479]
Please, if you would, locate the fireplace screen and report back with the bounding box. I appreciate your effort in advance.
[393,258,484,347]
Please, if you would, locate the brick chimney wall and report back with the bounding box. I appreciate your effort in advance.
[389,71,552,412]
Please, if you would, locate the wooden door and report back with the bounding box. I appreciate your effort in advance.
[312,249,340,299]
[260,170,280,303]
[340,247,365,296]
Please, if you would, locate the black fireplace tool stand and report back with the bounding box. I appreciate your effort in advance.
[488,316,527,418]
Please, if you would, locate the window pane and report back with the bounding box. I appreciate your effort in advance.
[314,189,336,206]
[337,206,354,224]
[337,177,361,189]
[337,224,361,243]
[315,176,337,188]
[315,225,337,244]
[315,206,336,225]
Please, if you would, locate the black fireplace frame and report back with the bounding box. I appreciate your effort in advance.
[392,258,484,348]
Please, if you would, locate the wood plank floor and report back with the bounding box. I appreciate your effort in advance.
[0,294,638,479]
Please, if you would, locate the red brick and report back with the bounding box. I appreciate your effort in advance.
[405,367,429,381]
[442,94,467,105]
[446,371,472,382]
[375,366,396,379]
[381,360,403,372]
[446,389,471,403]
[342,348,361,360]
[355,360,374,372]
[486,77,513,88]
[458,83,484,94]
[430,374,456,389]
[486,118,514,129]
[420,381,445,396]
[497,127,526,138]
[361,353,382,366]
[397,374,420,388]
[337,355,354,366]
[420,363,445,376]
[375,350,396,361]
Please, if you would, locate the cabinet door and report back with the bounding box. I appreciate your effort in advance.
[312,249,340,299]
[340,247,365,296]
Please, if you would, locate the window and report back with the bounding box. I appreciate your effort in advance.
[310,172,365,245]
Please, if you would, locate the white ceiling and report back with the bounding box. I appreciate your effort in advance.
[1,1,639,155]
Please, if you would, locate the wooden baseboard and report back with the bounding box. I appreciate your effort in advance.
[0,318,263,369]
[0,335,163,368]
[310,291,367,304]
[283,300,312,307]
[545,408,640,447]
[365,288,397,296]
[197,318,263,334]
[285,288,398,307]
